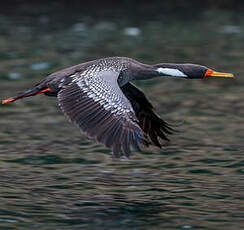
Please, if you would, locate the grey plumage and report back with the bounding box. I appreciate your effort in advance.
[4,57,234,157]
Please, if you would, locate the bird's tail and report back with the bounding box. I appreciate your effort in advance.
[2,87,51,104]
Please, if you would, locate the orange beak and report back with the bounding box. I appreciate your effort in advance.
[204,69,234,78]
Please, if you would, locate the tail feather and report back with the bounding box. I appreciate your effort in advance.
[2,88,51,104]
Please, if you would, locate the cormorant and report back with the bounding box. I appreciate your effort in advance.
[2,57,234,157]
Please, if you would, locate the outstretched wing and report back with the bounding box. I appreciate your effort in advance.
[121,82,174,148]
[57,70,148,157]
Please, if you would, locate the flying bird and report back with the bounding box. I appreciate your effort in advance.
[2,57,234,157]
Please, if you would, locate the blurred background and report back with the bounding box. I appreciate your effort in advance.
[0,1,244,229]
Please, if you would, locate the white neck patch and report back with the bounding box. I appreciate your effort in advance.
[157,67,187,77]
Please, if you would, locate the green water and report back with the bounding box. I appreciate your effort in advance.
[0,3,244,230]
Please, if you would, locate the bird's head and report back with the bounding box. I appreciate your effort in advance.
[155,63,234,79]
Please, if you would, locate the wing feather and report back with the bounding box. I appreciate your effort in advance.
[121,82,174,147]
[58,70,148,157]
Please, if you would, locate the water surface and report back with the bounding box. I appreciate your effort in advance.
[0,3,244,230]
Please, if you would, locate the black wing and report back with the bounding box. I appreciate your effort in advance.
[121,82,174,148]
[57,70,148,157]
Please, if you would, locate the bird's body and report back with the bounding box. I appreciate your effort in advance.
[2,57,234,157]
